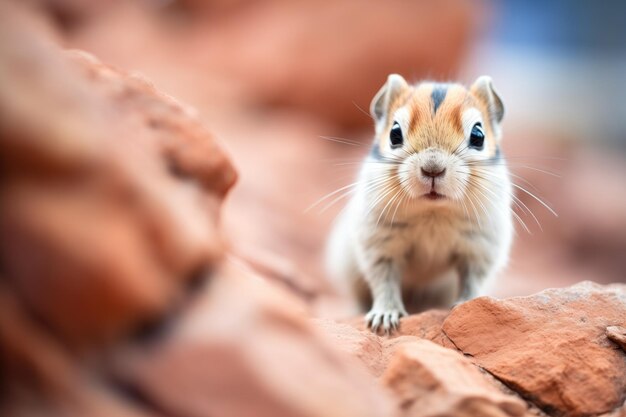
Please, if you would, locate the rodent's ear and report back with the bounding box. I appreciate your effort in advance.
[470,75,504,124]
[370,74,409,125]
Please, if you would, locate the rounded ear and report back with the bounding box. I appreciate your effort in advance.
[370,74,409,125]
[470,75,504,124]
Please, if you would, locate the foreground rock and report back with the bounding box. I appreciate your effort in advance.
[318,282,626,417]
[0,6,392,417]
[382,340,527,417]
[443,282,626,417]
[0,2,235,349]
[112,261,393,417]
[318,315,530,417]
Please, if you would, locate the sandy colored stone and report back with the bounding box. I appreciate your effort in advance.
[442,282,626,417]
[381,340,527,417]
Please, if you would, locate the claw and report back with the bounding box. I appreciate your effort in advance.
[371,313,382,331]
[382,313,391,331]
[366,308,406,334]
[390,311,399,329]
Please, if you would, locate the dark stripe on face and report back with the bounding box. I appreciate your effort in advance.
[431,84,448,114]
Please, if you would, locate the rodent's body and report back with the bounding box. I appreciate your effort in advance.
[326,75,513,332]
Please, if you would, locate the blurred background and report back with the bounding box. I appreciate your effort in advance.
[26,0,626,305]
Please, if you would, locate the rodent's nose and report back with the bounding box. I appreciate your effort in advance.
[421,166,446,179]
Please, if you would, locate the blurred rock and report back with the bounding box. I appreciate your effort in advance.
[112,259,394,417]
[600,404,626,417]
[0,3,235,348]
[0,5,394,417]
[442,282,626,417]
[51,0,479,130]
[203,0,479,129]
[0,287,153,417]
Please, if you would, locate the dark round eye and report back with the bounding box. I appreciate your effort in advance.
[469,123,485,149]
[389,122,403,147]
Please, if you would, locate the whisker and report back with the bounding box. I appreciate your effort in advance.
[306,173,390,213]
[509,182,558,217]
[365,180,401,218]
[466,161,562,178]
[469,173,533,233]
[469,169,544,231]
[390,185,409,225]
[352,100,375,122]
[318,135,363,147]
[377,176,413,226]
[377,186,403,227]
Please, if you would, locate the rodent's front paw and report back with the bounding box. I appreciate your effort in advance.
[365,308,406,334]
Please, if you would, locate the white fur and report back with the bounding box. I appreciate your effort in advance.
[326,102,513,333]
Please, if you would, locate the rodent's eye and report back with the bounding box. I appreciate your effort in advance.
[389,122,403,148]
[469,123,485,149]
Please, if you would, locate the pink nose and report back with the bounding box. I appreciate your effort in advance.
[421,166,446,179]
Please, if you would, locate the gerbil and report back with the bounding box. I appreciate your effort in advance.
[326,74,513,332]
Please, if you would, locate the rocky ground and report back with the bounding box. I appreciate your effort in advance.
[1,2,625,417]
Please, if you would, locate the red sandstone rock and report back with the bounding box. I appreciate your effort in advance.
[348,310,451,344]
[442,282,626,417]
[204,0,479,129]
[317,311,449,377]
[111,259,395,417]
[0,287,153,417]
[315,318,530,417]
[0,7,395,417]
[381,340,527,417]
[600,404,626,417]
[0,3,235,348]
[607,326,626,352]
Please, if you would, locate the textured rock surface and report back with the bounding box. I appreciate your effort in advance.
[442,282,626,417]
[607,326,626,352]
[317,316,532,417]
[381,340,527,417]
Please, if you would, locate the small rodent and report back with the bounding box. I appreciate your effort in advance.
[326,74,513,332]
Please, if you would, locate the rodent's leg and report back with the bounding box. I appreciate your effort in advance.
[363,258,408,333]
[456,261,488,302]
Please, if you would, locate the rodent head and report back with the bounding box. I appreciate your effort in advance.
[369,74,506,206]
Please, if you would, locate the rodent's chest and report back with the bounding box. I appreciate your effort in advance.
[363,213,456,252]
[401,220,465,265]
[360,213,478,267]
